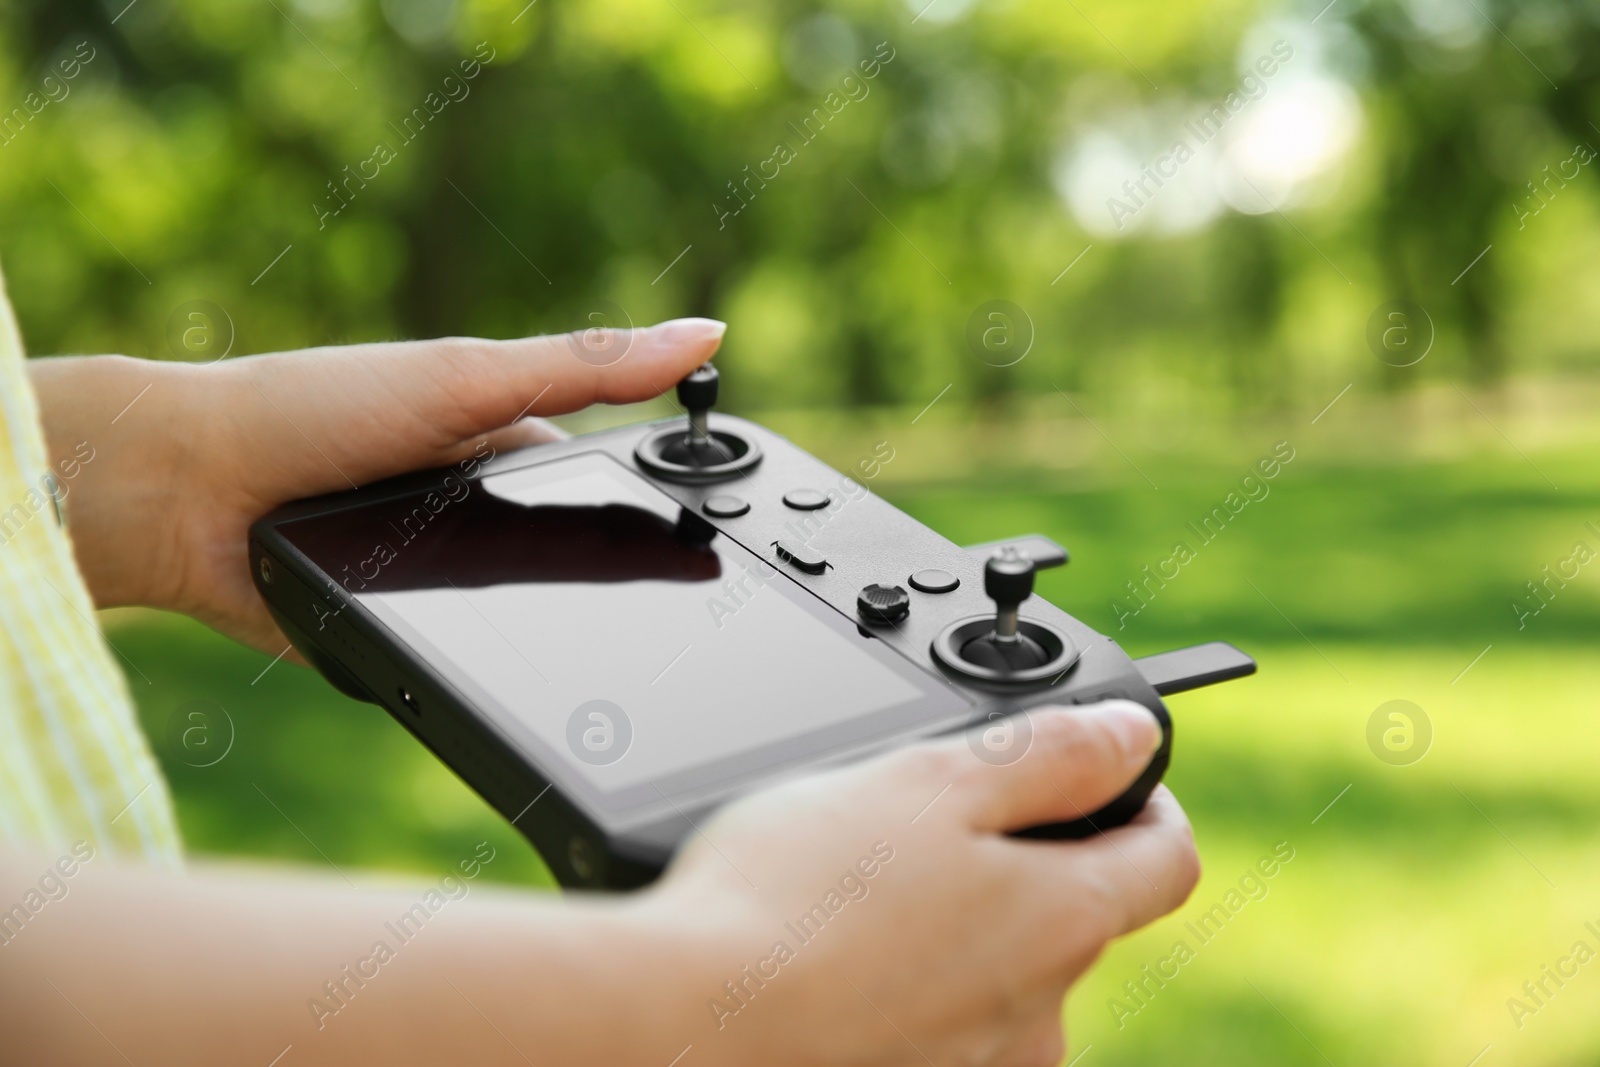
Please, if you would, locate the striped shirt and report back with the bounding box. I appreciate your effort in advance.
[0,262,183,865]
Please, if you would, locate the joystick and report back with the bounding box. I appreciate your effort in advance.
[635,363,762,483]
[931,547,1081,686]
[959,548,1054,672]
[658,364,736,466]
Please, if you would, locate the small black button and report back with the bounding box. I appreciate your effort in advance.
[858,584,910,624]
[702,495,750,518]
[773,539,828,574]
[783,489,831,511]
[909,569,960,594]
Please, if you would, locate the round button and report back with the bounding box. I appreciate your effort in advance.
[702,494,750,518]
[909,569,960,594]
[783,489,831,511]
[857,584,910,624]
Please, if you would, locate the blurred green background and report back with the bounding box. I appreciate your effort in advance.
[7,0,1600,1062]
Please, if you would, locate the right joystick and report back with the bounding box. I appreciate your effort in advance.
[961,548,1053,672]
[930,545,1080,686]
[986,547,1032,642]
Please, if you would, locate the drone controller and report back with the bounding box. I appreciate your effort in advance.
[249,363,1254,888]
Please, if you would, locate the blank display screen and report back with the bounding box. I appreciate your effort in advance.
[280,452,967,810]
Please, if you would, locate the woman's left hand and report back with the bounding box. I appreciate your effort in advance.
[29,318,725,654]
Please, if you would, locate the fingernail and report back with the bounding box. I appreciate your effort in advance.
[651,317,727,346]
[1096,700,1163,763]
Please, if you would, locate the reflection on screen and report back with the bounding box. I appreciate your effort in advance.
[282,453,929,797]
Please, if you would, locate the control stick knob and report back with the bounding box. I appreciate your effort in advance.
[985,547,1034,642]
[959,548,1051,672]
[661,363,735,466]
[677,363,718,446]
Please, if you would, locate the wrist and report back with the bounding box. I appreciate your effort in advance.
[28,354,215,612]
[600,889,757,1066]
[612,880,819,1067]
[435,886,759,1066]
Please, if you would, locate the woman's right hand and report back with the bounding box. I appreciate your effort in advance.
[647,698,1200,1067]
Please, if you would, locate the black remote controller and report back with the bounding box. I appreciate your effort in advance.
[249,363,1254,888]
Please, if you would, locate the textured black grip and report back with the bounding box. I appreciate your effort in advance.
[677,363,719,411]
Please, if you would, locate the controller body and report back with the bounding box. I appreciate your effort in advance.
[249,408,1253,889]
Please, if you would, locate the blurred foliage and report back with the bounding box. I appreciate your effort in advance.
[3,0,1600,413]
[10,1,1600,1062]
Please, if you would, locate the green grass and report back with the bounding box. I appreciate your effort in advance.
[111,410,1600,1066]
[114,613,557,889]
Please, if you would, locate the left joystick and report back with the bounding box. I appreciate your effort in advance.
[660,363,735,466]
[636,362,760,482]
[678,363,718,448]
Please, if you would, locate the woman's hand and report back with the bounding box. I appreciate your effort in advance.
[647,700,1199,1067]
[28,319,724,653]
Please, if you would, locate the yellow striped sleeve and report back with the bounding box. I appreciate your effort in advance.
[0,260,183,865]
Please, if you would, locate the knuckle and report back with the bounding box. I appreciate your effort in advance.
[1053,862,1119,944]
[1173,834,1202,901]
[1032,706,1113,766]
[1149,796,1202,902]
[424,335,498,393]
[906,739,974,789]
[1083,708,1131,758]
[1099,869,1143,941]
[1026,1030,1067,1067]
[844,741,963,818]
[993,969,1034,1021]
[989,1016,1066,1067]
[432,335,495,369]
[1091,869,1135,938]
[954,1046,987,1067]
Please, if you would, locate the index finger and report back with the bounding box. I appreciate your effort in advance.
[1019,785,1200,942]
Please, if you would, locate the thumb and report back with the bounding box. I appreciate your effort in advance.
[232,316,726,492]
[960,700,1164,834]
[408,316,728,438]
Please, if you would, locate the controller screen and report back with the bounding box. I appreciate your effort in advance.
[281,451,963,807]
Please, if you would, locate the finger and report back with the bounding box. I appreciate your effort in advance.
[953,701,1165,834]
[1025,786,1200,941]
[401,317,726,441]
